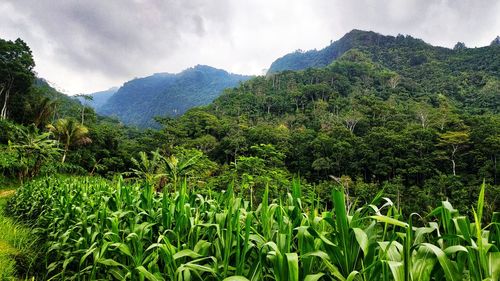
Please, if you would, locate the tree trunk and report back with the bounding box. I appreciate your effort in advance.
[61,150,67,163]
[1,77,13,120]
[451,145,458,176]
[1,88,9,120]
[81,107,85,125]
[0,85,4,119]
[62,143,69,163]
[494,154,497,185]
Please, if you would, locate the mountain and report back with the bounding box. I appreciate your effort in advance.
[33,78,84,119]
[147,32,500,213]
[97,65,251,127]
[268,29,436,73]
[79,87,118,111]
[266,30,499,111]
[491,36,500,46]
[268,29,500,76]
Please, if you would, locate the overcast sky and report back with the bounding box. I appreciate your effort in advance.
[1,0,499,95]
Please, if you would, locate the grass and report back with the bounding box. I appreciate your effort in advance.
[0,185,38,281]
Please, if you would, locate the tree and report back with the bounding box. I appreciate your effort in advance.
[387,74,400,89]
[342,110,363,133]
[0,38,35,121]
[75,94,94,125]
[453,42,466,50]
[413,101,433,129]
[32,96,57,128]
[47,118,91,163]
[437,131,469,176]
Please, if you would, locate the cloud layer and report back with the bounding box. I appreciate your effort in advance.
[1,0,499,94]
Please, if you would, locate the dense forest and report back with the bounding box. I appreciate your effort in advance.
[0,30,499,280]
[96,65,251,127]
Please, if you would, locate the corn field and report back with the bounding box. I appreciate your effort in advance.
[7,176,500,280]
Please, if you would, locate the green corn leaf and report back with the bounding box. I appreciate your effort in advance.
[173,249,202,260]
[353,228,369,256]
[109,268,127,280]
[346,271,360,281]
[421,243,462,281]
[489,252,500,281]
[443,245,468,255]
[411,247,436,281]
[286,253,299,281]
[193,240,211,255]
[304,273,325,281]
[301,251,345,281]
[223,277,250,281]
[136,265,163,281]
[183,262,216,274]
[97,258,125,268]
[378,241,403,261]
[370,215,409,228]
[387,261,404,281]
[332,188,351,275]
[111,242,134,259]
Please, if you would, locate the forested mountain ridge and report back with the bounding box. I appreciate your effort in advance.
[151,39,500,214]
[268,29,500,79]
[97,65,251,127]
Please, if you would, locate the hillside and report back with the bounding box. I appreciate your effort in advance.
[268,30,500,79]
[79,87,118,111]
[98,65,251,127]
[151,36,499,214]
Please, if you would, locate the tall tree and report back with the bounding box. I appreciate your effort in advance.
[0,38,35,121]
[437,131,470,176]
[75,94,94,125]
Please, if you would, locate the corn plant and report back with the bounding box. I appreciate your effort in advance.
[7,175,500,280]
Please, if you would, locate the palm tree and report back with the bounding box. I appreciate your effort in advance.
[46,118,91,163]
[33,97,57,128]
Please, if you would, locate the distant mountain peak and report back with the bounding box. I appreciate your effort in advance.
[268,29,433,74]
[97,65,251,127]
[491,36,500,46]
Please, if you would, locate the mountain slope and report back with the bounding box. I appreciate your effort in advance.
[148,43,499,213]
[79,87,118,111]
[98,65,251,127]
[268,29,500,77]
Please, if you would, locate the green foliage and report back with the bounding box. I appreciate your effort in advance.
[0,37,35,122]
[98,65,251,127]
[7,176,500,280]
[47,118,91,163]
[128,147,217,192]
[4,124,60,181]
[0,187,38,280]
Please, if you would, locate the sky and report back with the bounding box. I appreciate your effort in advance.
[1,0,499,95]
